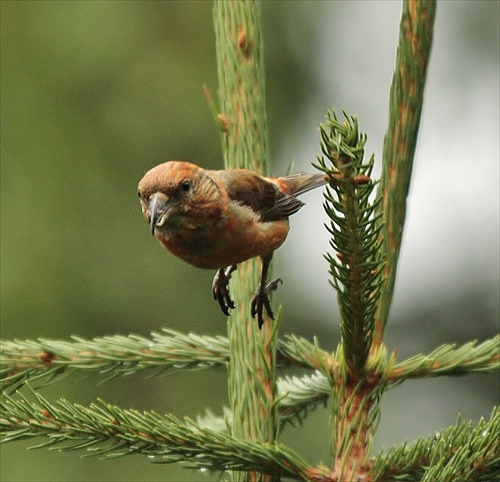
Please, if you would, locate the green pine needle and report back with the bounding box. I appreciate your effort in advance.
[314,110,384,378]
[370,406,500,482]
[0,390,310,479]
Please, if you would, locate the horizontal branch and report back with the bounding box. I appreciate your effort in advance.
[0,330,230,391]
[369,406,500,482]
[2,333,497,426]
[194,370,331,431]
[1,330,328,393]
[3,392,497,482]
[0,391,313,480]
[278,335,335,373]
[388,336,500,382]
[280,334,499,423]
[0,330,331,426]
[277,371,329,424]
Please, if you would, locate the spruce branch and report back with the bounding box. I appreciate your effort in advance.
[315,109,384,379]
[214,0,269,173]
[279,335,499,425]
[1,330,333,394]
[278,334,335,374]
[369,406,500,482]
[0,329,231,392]
[3,332,496,429]
[0,391,311,480]
[195,371,331,431]
[328,352,387,481]
[196,371,330,431]
[389,335,500,382]
[277,371,329,425]
[213,4,277,482]
[375,0,436,341]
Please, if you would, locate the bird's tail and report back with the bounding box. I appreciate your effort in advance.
[274,172,327,197]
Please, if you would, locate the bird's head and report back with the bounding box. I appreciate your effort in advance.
[138,161,224,235]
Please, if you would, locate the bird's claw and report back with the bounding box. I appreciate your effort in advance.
[251,278,282,328]
[212,265,237,316]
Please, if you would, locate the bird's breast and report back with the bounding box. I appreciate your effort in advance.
[156,203,290,269]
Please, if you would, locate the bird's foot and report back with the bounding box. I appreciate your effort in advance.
[251,278,282,328]
[212,265,237,316]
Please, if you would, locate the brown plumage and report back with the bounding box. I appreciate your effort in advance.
[138,160,325,327]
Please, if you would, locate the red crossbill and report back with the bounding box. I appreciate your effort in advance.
[138,160,325,328]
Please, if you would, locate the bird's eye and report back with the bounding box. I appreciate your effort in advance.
[180,179,192,194]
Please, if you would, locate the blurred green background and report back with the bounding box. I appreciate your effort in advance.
[1,1,498,481]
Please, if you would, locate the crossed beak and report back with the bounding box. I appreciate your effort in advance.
[149,192,170,234]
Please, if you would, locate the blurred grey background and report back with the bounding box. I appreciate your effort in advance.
[1,1,498,481]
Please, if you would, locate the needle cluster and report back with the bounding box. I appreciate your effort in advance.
[315,110,384,378]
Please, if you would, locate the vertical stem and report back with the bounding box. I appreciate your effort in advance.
[330,2,435,479]
[215,1,270,172]
[213,1,277,481]
[331,372,381,482]
[374,0,436,343]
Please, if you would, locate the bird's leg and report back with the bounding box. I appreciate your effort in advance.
[251,254,282,328]
[212,265,237,316]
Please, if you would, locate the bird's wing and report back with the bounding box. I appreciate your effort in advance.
[218,169,303,222]
[262,192,304,221]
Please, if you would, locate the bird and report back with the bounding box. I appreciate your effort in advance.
[138,160,326,328]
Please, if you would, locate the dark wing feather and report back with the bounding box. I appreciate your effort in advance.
[260,193,304,221]
[219,169,278,216]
